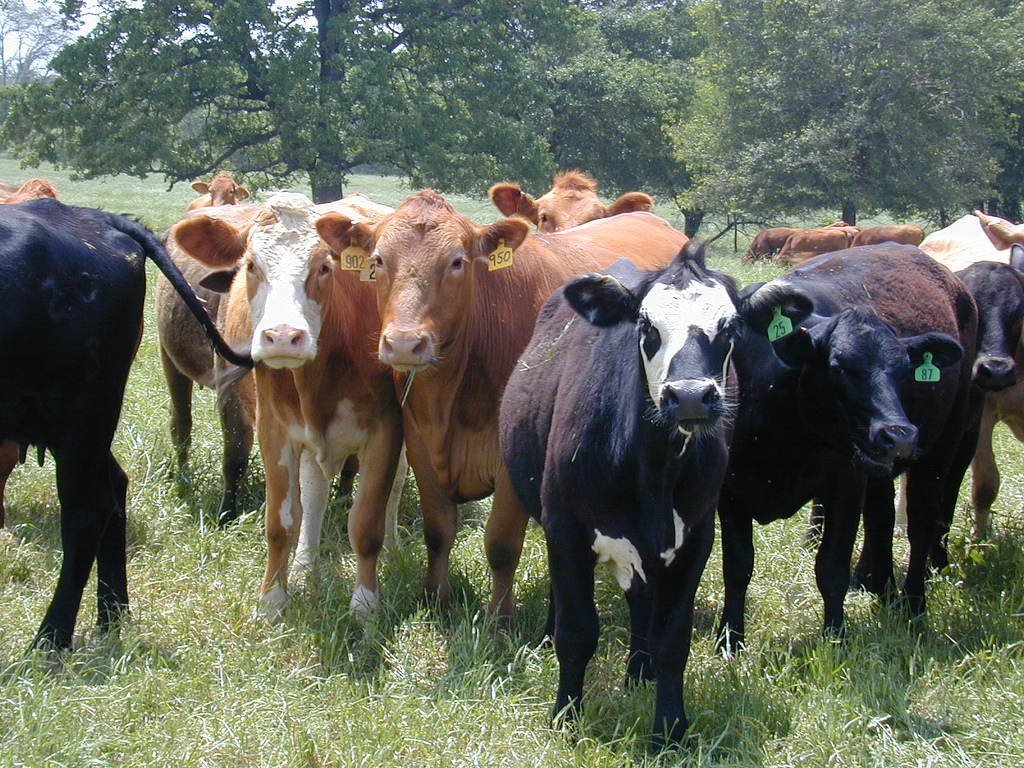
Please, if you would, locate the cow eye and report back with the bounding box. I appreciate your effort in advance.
[318,262,331,277]
[450,257,464,271]
[639,317,661,359]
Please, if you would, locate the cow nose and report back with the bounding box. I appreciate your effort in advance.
[974,355,1017,391]
[260,325,309,357]
[662,380,720,423]
[380,328,435,370]
[873,423,918,460]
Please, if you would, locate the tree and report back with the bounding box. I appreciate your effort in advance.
[675,0,1021,224]
[0,0,77,86]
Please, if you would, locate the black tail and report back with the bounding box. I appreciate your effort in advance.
[108,214,253,369]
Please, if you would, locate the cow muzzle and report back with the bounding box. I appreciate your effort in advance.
[255,324,315,368]
[661,379,722,427]
[379,327,436,371]
[973,355,1017,392]
[858,422,918,474]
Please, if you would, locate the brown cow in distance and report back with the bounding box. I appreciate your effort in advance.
[0,178,58,205]
[852,224,925,247]
[774,227,854,264]
[187,172,250,211]
[743,227,799,260]
[489,169,652,233]
[315,191,690,623]
[0,179,18,197]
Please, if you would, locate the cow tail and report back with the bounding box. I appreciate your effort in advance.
[110,214,255,370]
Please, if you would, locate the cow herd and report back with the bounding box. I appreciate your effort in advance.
[2,171,1024,748]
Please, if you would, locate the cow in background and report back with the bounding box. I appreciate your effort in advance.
[315,191,689,623]
[0,178,58,204]
[719,244,977,650]
[489,170,653,233]
[172,192,405,622]
[0,198,251,648]
[852,224,925,247]
[774,227,855,264]
[187,172,250,211]
[501,246,738,746]
[743,227,798,260]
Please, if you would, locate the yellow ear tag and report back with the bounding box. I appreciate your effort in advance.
[359,261,376,282]
[339,243,369,272]
[488,238,514,271]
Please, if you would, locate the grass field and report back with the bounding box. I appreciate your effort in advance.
[2,158,1024,767]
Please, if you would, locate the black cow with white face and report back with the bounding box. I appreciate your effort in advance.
[500,245,739,746]
[0,198,251,649]
[719,244,979,651]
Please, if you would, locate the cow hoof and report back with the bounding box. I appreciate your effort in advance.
[349,585,379,616]
[289,554,316,585]
[259,585,288,625]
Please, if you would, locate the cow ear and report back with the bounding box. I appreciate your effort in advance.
[191,181,210,194]
[489,183,539,223]
[903,332,963,370]
[770,325,818,368]
[235,186,251,201]
[316,213,374,256]
[1010,243,1024,273]
[606,191,653,217]
[477,217,530,259]
[198,266,239,294]
[564,273,640,327]
[739,286,815,335]
[173,216,247,268]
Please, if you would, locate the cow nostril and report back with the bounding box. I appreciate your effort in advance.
[701,384,719,406]
[412,338,427,357]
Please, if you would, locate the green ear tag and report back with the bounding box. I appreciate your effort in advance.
[767,306,793,341]
[915,351,941,382]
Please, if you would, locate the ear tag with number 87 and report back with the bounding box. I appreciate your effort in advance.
[488,239,514,271]
[767,306,793,341]
[914,351,940,382]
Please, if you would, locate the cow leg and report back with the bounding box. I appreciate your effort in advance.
[160,345,193,474]
[347,416,404,614]
[930,411,981,573]
[901,465,945,619]
[546,517,598,725]
[717,490,753,653]
[215,377,254,525]
[854,478,896,600]
[405,426,456,607]
[0,439,18,528]
[35,446,118,649]
[485,468,530,626]
[649,513,715,748]
[291,449,330,581]
[969,404,999,543]
[94,453,129,634]
[258,426,302,624]
[382,447,408,553]
[814,474,865,637]
[624,588,653,684]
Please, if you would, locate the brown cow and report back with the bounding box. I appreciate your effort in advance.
[851,224,925,247]
[187,172,250,211]
[315,191,689,622]
[774,227,854,264]
[743,227,799,260]
[0,179,18,197]
[489,169,652,233]
[0,178,58,205]
[172,192,404,622]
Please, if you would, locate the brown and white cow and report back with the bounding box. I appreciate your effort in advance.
[489,170,653,233]
[852,224,925,247]
[187,172,251,211]
[172,192,405,622]
[315,191,689,622]
[775,227,855,264]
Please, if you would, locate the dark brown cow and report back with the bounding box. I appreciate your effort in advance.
[172,192,404,622]
[743,227,799,260]
[187,173,250,211]
[315,191,689,622]
[775,227,854,264]
[852,224,925,247]
[489,170,652,233]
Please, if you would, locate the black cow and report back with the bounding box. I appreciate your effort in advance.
[0,198,252,649]
[500,246,739,746]
[719,244,978,651]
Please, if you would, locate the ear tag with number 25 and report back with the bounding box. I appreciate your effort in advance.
[488,239,514,271]
[767,306,793,341]
[915,352,940,382]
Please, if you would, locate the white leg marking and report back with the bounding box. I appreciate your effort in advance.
[292,449,331,581]
[592,530,647,590]
[661,511,686,565]
[260,584,289,625]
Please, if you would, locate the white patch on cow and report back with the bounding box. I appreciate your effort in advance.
[593,530,647,590]
[246,193,326,366]
[639,281,737,406]
[277,441,298,530]
[259,584,288,625]
[321,399,370,476]
[661,511,687,565]
[350,585,379,616]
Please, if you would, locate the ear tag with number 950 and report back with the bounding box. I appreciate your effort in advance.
[915,351,940,382]
[488,239,514,271]
[767,306,793,341]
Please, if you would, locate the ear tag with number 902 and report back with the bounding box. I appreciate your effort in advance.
[488,238,514,271]
[339,243,369,272]
[915,351,940,382]
[767,306,793,341]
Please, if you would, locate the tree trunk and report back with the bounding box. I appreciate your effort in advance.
[683,209,704,239]
[841,202,857,227]
[310,159,343,204]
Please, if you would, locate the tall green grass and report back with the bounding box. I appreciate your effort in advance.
[1,157,1023,766]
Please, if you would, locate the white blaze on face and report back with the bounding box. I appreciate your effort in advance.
[638,281,736,405]
[593,530,647,590]
[247,193,326,367]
